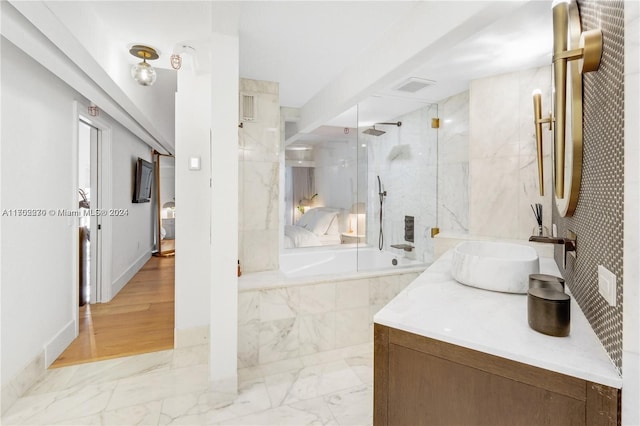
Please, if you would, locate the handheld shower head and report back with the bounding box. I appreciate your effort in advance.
[377,175,387,197]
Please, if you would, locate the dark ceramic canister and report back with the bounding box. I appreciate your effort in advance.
[529,274,565,293]
[527,287,571,337]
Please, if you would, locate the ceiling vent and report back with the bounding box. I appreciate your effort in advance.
[241,93,257,121]
[393,77,435,93]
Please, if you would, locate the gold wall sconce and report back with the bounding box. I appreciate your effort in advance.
[532,0,602,216]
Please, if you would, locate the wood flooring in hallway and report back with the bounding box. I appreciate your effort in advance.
[51,256,175,368]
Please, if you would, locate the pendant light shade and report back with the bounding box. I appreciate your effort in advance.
[131,60,157,86]
[129,45,159,86]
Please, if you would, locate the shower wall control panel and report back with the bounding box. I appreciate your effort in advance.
[405,216,414,242]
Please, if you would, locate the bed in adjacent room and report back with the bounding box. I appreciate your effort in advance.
[284,207,343,248]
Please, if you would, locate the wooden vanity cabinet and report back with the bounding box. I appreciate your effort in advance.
[374,324,620,426]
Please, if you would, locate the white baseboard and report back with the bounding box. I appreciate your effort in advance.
[1,351,45,415]
[44,320,76,368]
[110,250,151,300]
[175,326,209,348]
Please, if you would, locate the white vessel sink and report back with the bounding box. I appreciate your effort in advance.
[451,241,540,294]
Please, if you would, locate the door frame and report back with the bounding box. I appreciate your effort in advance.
[72,101,113,333]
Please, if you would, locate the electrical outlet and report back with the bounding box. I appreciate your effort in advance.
[597,265,617,306]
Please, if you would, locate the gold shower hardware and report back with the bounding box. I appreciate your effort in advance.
[430,227,440,238]
[532,90,553,196]
[551,0,602,200]
[431,118,440,129]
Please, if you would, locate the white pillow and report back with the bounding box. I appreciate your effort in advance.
[296,207,338,235]
[307,209,339,236]
[296,209,318,228]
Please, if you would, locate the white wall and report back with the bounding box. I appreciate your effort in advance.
[174,66,212,336]
[210,33,239,392]
[1,37,154,400]
[110,126,155,290]
[1,37,76,389]
[173,33,241,394]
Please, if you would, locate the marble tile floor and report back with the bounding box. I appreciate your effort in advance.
[2,342,374,425]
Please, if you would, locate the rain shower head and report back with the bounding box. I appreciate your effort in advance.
[363,126,386,136]
[362,121,402,137]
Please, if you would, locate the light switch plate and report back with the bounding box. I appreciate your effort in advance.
[597,265,617,306]
[189,157,201,170]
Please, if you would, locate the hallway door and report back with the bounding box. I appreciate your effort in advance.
[78,119,102,303]
[77,110,112,305]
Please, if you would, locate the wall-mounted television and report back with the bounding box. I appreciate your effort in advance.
[133,157,153,203]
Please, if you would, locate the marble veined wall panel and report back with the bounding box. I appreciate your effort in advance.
[469,66,552,240]
[239,78,280,273]
[438,90,470,235]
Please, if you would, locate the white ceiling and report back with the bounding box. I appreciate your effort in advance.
[35,0,554,144]
[83,1,418,108]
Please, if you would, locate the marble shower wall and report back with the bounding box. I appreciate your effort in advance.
[437,90,470,234]
[468,66,553,240]
[364,104,439,263]
[239,79,280,273]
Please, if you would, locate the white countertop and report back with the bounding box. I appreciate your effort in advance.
[374,250,623,389]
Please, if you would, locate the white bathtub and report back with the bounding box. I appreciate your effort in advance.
[280,246,423,278]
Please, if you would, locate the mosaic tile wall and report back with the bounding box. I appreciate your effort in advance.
[554,0,625,373]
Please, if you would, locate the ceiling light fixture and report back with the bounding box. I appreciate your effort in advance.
[129,45,159,86]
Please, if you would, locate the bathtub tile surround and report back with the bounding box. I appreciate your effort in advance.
[335,279,370,310]
[258,318,300,364]
[335,307,371,348]
[259,287,299,322]
[239,78,281,273]
[299,312,336,355]
[553,0,625,374]
[365,104,439,263]
[469,66,553,240]
[238,324,260,367]
[238,271,420,368]
[300,282,336,314]
[2,343,374,425]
